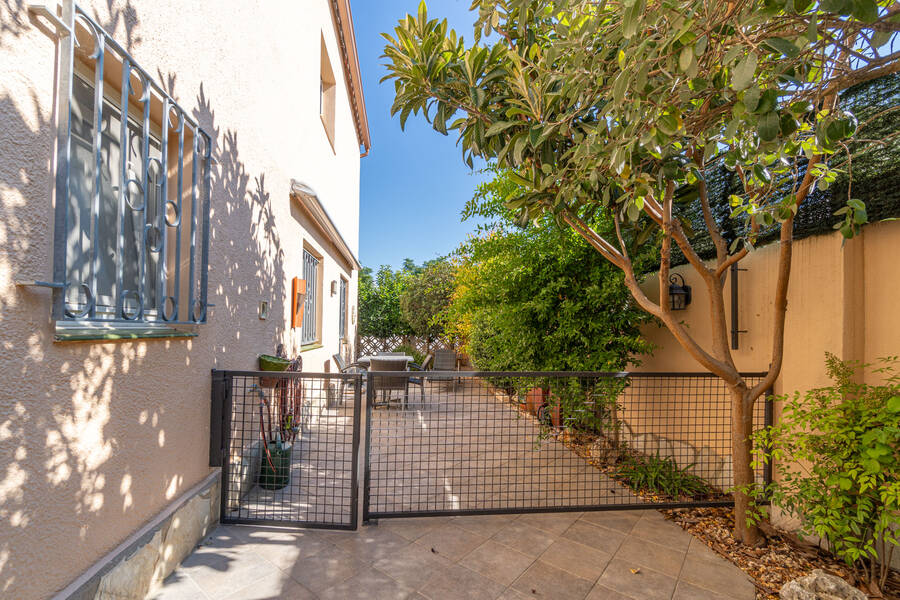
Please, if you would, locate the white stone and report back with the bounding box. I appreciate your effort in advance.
[780,569,867,600]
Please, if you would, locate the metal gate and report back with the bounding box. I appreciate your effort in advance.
[210,369,770,529]
[210,370,363,530]
[363,371,770,521]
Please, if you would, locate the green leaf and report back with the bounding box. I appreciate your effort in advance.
[764,37,800,58]
[485,121,517,137]
[758,112,780,142]
[732,52,758,91]
[679,46,694,72]
[888,396,900,413]
[851,0,878,22]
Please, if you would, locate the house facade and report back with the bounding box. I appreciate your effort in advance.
[0,0,369,597]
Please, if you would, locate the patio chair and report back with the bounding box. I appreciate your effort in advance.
[407,354,433,402]
[368,357,410,409]
[333,354,365,406]
[431,349,460,391]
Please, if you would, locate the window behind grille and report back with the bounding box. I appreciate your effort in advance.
[338,277,347,339]
[301,250,319,345]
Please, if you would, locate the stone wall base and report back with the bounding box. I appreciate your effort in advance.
[54,469,221,600]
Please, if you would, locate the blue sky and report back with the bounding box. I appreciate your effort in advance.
[353,1,488,271]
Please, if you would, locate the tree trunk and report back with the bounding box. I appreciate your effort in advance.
[730,385,760,545]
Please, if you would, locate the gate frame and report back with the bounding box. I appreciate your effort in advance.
[362,370,773,523]
[211,369,363,531]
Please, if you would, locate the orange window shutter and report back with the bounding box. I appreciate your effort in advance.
[291,277,307,329]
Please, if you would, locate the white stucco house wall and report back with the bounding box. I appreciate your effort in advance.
[0,0,369,597]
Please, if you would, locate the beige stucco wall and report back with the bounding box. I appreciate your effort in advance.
[0,1,363,597]
[631,222,899,392]
[630,221,900,528]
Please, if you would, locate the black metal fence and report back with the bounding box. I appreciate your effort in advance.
[210,369,771,529]
[363,371,770,520]
[211,370,362,530]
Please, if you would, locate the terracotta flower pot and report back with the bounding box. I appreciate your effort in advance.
[525,387,547,416]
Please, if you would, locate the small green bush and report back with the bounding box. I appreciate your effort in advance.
[615,452,711,500]
[392,344,425,366]
[746,353,900,592]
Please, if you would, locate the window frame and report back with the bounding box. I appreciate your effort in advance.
[49,3,213,332]
[338,276,347,340]
[301,249,321,346]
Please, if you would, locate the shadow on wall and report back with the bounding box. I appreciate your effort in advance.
[0,2,287,596]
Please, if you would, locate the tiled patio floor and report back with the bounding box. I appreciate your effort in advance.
[152,509,756,600]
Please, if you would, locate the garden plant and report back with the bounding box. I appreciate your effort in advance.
[381,0,899,544]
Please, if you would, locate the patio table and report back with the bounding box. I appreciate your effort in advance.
[356,355,414,366]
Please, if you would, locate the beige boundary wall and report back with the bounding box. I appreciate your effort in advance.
[0,1,365,597]
[627,220,900,528]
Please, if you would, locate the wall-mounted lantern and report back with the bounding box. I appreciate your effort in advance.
[258,301,270,320]
[668,273,692,311]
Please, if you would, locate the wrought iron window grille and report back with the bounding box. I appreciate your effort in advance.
[32,1,213,327]
[301,250,320,345]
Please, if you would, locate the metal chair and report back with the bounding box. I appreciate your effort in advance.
[333,354,365,405]
[368,357,410,408]
[431,349,460,390]
[407,354,433,402]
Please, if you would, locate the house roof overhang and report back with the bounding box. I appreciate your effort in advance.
[291,180,361,272]
[328,0,371,157]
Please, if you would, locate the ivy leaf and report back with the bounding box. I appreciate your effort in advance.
[732,52,758,91]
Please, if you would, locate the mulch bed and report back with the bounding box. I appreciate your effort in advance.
[660,507,900,599]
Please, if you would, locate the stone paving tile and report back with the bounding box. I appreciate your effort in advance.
[584,583,635,600]
[284,542,367,593]
[578,510,641,534]
[673,580,746,600]
[380,516,448,541]
[219,570,316,600]
[317,566,413,600]
[150,571,208,600]
[629,515,692,552]
[418,563,506,600]
[178,546,279,599]
[510,559,595,600]
[516,511,582,535]
[458,539,536,586]
[561,520,627,555]
[491,520,557,558]
[372,541,454,590]
[414,523,486,561]
[452,513,521,537]
[596,557,677,600]
[678,554,756,599]
[613,534,687,578]
[331,524,410,563]
[538,538,612,581]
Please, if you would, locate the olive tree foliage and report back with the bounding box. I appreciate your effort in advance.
[381,0,899,544]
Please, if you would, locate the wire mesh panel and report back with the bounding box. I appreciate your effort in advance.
[217,371,362,529]
[363,371,768,519]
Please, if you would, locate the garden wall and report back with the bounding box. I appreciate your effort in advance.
[628,220,900,527]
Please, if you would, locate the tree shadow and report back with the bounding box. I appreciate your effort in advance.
[1,4,286,597]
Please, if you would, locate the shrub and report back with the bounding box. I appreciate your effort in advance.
[391,344,425,366]
[746,353,900,592]
[615,452,711,500]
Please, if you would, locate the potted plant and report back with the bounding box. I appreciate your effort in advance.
[258,439,291,490]
[258,354,290,388]
[525,387,547,416]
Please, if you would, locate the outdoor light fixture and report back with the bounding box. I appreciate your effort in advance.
[668,273,692,311]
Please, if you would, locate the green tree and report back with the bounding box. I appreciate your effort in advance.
[445,166,654,373]
[399,259,456,339]
[381,0,899,543]
[358,264,415,338]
